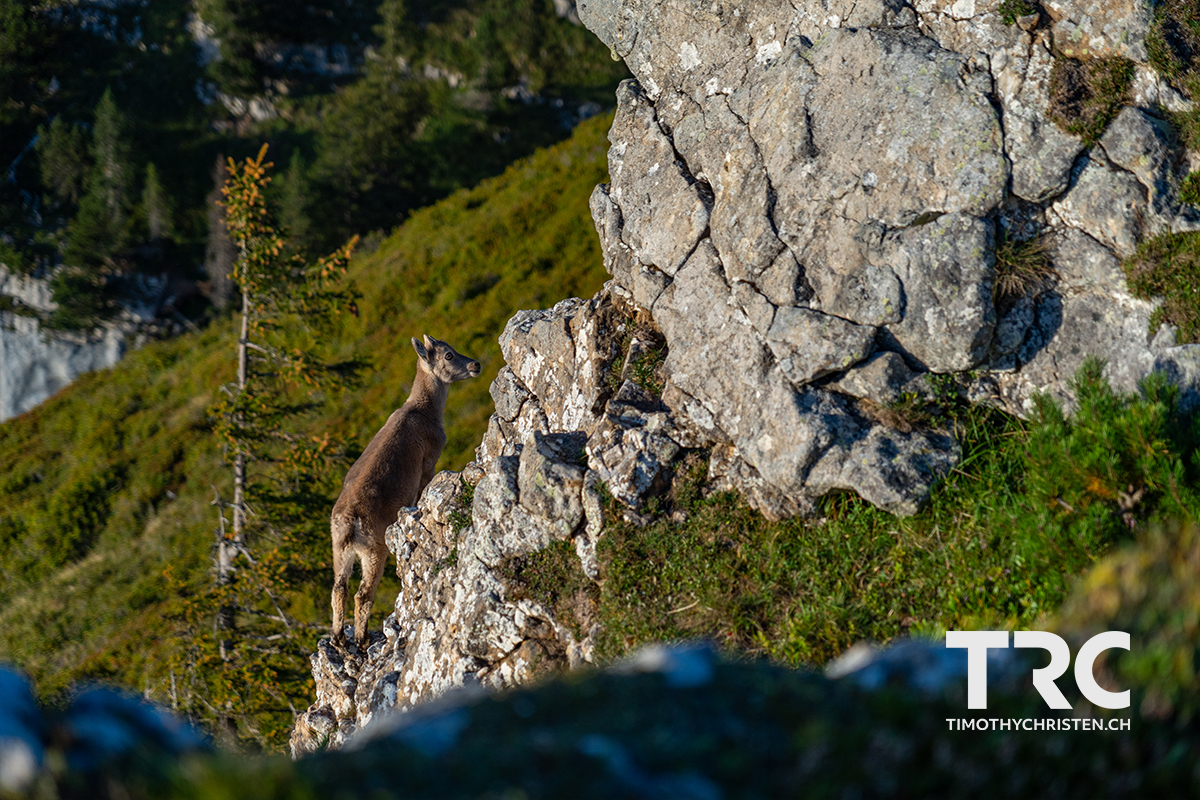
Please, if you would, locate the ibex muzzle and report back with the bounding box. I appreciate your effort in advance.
[330,334,480,648]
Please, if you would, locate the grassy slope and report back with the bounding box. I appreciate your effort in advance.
[0,112,613,700]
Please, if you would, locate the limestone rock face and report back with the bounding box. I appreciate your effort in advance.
[0,265,169,422]
[577,0,1200,504]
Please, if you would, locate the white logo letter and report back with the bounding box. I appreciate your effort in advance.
[1014,630,1072,709]
[1074,631,1130,709]
[946,630,1009,709]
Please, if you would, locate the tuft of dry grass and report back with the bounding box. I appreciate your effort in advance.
[994,233,1054,301]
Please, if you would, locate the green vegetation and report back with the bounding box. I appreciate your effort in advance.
[1146,0,1200,149]
[1124,230,1200,344]
[28,524,1200,798]
[1047,55,1135,145]
[997,0,1038,26]
[174,147,360,746]
[605,318,667,396]
[0,113,614,750]
[512,361,1200,667]
[1147,0,1200,96]
[993,232,1052,301]
[0,0,626,327]
[1056,519,1200,724]
[1183,172,1200,206]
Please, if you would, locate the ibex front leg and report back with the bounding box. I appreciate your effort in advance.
[330,515,356,646]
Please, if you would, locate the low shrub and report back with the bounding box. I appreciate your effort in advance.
[997,0,1038,26]
[1047,55,1135,145]
[1055,518,1200,724]
[1146,0,1200,96]
[1183,172,1200,206]
[1124,230,1200,344]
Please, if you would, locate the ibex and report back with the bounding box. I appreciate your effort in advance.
[331,334,481,648]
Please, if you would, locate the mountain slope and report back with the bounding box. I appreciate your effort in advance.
[0,113,613,738]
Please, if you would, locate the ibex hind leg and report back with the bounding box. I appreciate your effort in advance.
[353,538,389,649]
[330,516,358,646]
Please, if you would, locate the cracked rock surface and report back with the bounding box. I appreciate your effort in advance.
[579,0,1200,510]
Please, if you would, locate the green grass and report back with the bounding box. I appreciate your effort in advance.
[1182,172,1200,206]
[997,0,1038,26]
[0,112,614,748]
[1047,55,1135,145]
[1147,0,1200,95]
[506,363,1200,668]
[1124,230,1200,344]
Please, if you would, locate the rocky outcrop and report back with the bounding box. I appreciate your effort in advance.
[294,0,1200,750]
[579,0,1200,512]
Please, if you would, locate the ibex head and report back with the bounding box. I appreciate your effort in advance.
[412,334,481,383]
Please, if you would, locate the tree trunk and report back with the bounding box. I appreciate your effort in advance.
[216,290,251,654]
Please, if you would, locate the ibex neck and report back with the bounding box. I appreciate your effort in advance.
[407,363,448,419]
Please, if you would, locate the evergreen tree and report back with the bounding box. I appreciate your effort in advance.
[90,88,134,228]
[0,0,48,130]
[180,144,359,748]
[36,117,89,206]
[278,150,310,251]
[141,162,172,241]
[66,89,135,266]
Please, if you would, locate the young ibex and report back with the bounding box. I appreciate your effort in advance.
[330,334,481,648]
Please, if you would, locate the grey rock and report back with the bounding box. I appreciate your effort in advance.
[518,431,588,539]
[1099,107,1180,216]
[828,351,923,405]
[991,296,1037,363]
[997,290,1161,414]
[631,265,671,311]
[766,306,877,386]
[758,249,811,308]
[884,213,997,372]
[0,313,129,422]
[708,443,813,520]
[588,381,682,508]
[805,425,960,516]
[607,81,710,277]
[1049,157,1146,258]
[997,39,1086,203]
[589,184,636,288]
[1049,228,1126,294]
[731,281,775,336]
[1046,0,1155,62]
[490,367,531,423]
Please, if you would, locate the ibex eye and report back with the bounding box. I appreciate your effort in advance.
[444,352,453,360]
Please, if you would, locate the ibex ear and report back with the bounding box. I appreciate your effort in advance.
[423,334,436,350]
[412,337,429,362]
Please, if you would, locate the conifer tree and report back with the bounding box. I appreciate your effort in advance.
[176,144,359,748]
[141,162,172,242]
[67,88,134,266]
[278,150,311,250]
[36,117,89,206]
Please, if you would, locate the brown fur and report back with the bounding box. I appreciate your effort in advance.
[331,335,480,648]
